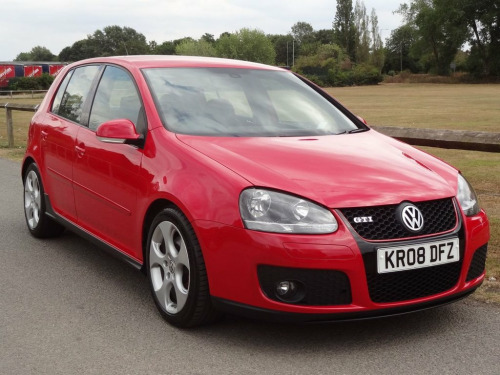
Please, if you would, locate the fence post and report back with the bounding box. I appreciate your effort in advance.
[6,107,14,148]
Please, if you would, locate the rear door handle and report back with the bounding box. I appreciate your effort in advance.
[41,130,48,141]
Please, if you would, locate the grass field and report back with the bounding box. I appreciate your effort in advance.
[1,84,499,302]
[327,83,500,133]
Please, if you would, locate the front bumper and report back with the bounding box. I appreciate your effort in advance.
[195,209,489,319]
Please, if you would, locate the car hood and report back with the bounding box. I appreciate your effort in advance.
[177,130,457,208]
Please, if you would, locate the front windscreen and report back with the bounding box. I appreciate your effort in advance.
[142,68,360,137]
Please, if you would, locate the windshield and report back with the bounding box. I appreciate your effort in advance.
[142,68,360,137]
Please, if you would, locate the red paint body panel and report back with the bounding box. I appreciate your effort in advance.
[23,56,490,319]
[73,126,144,260]
[177,131,457,208]
[39,112,79,222]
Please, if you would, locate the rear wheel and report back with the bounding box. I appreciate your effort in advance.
[146,207,218,327]
[23,163,64,238]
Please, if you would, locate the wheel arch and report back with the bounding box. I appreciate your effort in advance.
[141,198,188,273]
[22,156,36,180]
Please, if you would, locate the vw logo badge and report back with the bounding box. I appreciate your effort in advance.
[399,203,424,232]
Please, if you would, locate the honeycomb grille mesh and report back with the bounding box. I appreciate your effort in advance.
[366,261,462,303]
[340,198,457,241]
[466,245,488,281]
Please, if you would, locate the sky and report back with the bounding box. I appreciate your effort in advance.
[1,0,404,61]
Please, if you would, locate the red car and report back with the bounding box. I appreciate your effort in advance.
[23,56,490,327]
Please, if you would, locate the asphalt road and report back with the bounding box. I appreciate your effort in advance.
[1,157,499,375]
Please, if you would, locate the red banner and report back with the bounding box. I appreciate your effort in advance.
[24,65,43,77]
[49,65,65,76]
[0,65,16,87]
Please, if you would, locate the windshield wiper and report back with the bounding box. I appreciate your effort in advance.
[348,128,369,134]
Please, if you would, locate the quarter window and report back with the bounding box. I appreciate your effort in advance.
[51,70,73,114]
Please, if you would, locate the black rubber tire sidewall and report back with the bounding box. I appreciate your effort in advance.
[145,207,213,328]
[23,163,64,238]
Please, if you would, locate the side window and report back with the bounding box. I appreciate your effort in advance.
[56,65,100,124]
[89,66,142,131]
[51,70,74,114]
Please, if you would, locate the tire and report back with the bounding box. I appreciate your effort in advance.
[146,207,218,327]
[23,163,65,238]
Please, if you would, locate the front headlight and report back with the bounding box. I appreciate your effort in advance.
[239,188,338,234]
[457,174,480,216]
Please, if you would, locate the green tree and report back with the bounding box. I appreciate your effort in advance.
[216,28,276,64]
[333,0,357,60]
[370,9,385,71]
[88,25,150,56]
[59,39,97,61]
[397,0,467,75]
[14,52,31,61]
[383,24,419,73]
[291,22,315,45]
[59,25,150,60]
[175,39,217,56]
[15,46,55,61]
[268,34,293,66]
[354,0,371,64]
[151,41,176,55]
[200,33,216,44]
[442,0,500,76]
[314,29,335,45]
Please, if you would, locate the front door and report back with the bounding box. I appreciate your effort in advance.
[72,65,146,260]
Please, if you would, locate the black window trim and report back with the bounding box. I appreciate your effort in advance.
[49,63,103,126]
[87,63,148,140]
[49,63,148,146]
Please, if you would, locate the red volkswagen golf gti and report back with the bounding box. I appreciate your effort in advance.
[23,56,490,327]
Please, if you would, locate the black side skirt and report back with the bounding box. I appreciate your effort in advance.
[44,193,143,270]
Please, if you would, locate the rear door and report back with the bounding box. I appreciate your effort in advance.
[73,65,146,259]
[42,65,101,222]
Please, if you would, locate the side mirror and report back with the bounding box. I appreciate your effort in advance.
[96,119,144,146]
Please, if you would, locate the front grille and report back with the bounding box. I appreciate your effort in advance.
[366,261,462,303]
[258,265,351,306]
[340,198,457,241]
[466,245,488,281]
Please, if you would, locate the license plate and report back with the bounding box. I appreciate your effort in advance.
[377,238,460,274]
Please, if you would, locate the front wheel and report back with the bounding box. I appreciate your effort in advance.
[23,163,64,238]
[146,207,218,327]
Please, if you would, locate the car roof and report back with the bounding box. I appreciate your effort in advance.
[68,55,285,71]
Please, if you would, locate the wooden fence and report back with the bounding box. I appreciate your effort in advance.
[1,103,499,152]
[1,103,39,147]
[0,90,48,99]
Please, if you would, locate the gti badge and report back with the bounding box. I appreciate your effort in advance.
[353,216,373,223]
[398,203,424,232]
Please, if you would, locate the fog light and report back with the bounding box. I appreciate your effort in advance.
[276,280,296,296]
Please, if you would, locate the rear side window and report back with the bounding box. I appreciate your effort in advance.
[88,66,142,131]
[53,65,100,124]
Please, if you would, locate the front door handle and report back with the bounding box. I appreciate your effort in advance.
[75,145,85,158]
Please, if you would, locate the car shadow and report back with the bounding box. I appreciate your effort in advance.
[42,228,475,353]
